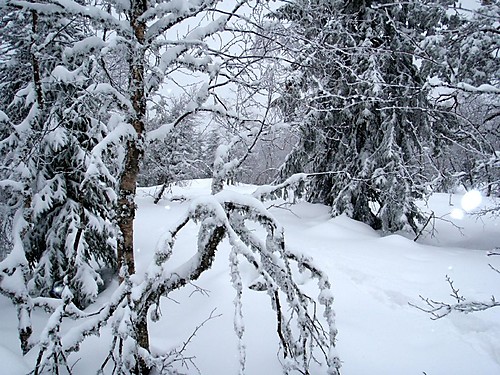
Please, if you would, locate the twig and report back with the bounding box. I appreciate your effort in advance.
[188,282,211,298]
[266,202,301,218]
[488,263,500,275]
[410,275,500,319]
[414,211,434,242]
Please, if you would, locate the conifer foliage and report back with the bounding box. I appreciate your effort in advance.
[0,6,117,353]
[422,0,500,198]
[275,0,455,233]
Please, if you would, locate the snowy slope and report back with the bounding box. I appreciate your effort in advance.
[1,180,499,374]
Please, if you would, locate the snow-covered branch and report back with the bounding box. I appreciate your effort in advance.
[3,0,129,34]
[411,275,500,320]
[49,188,340,374]
[429,81,500,95]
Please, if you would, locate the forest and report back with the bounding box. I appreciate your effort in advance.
[0,0,498,374]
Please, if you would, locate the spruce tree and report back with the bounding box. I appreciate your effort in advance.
[423,0,500,197]
[139,94,208,201]
[0,8,117,311]
[275,0,454,233]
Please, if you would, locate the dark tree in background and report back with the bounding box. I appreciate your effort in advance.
[274,0,461,233]
[422,0,500,198]
[139,93,209,204]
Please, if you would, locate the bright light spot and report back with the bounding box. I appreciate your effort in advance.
[450,208,465,220]
[164,205,171,210]
[448,266,453,271]
[461,190,482,212]
[136,248,141,253]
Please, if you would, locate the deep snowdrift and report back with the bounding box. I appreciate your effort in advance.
[1,180,499,374]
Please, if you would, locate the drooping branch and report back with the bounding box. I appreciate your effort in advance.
[53,190,340,374]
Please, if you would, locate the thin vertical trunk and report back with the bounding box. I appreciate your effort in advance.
[117,0,147,276]
[15,9,43,355]
[30,11,44,109]
[116,1,149,373]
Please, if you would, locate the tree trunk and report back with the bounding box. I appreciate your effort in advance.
[117,144,141,276]
[153,180,169,204]
[134,310,150,374]
[30,11,44,109]
[116,1,149,373]
[117,0,146,275]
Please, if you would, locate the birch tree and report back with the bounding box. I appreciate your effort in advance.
[0,1,341,374]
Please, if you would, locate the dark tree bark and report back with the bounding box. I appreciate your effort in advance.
[30,11,44,109]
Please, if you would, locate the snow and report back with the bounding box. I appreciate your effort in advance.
[0,110,9,122]
[461,189,482,212]
[2,180,500,374]
[0,345,29,375]
[64,36,106,58]
[456,82,500,94]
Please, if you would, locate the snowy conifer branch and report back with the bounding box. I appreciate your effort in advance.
[0,210,35,354]
[253,171,361,203]
[34,286,75,375]
[253,172,309,201]
[3,0,128,33]
[429,81,500,95]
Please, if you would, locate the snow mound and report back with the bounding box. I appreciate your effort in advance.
[0,345,29,375]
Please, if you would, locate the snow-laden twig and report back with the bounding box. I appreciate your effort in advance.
[410,275,500,320]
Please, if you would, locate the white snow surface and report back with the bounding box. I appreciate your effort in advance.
[1,180,500,374]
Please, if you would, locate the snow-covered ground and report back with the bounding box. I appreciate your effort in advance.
[1,179,499,374]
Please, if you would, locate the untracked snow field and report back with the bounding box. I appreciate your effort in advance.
[1,179,499,374]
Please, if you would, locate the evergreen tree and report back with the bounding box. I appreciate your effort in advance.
[0,8,117,312]
[423,0,500,197]
[139,94,208,200]
[275,0,455,233]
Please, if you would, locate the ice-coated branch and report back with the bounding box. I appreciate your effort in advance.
[412,295,500,320]
[411,275,500,320]
[8,186,340,374]
[229,247,246,374]
[118,190,340,374]
[217,191,340,374]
